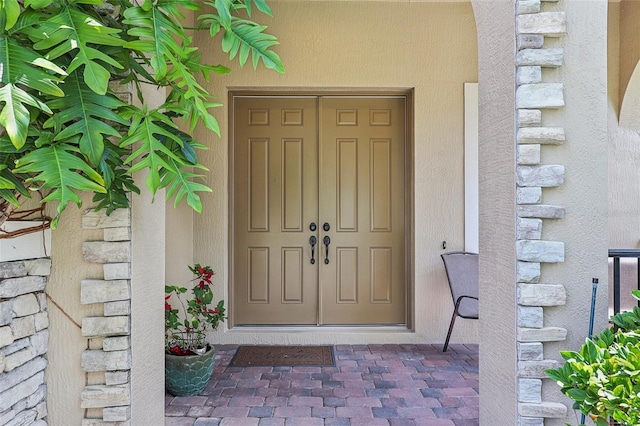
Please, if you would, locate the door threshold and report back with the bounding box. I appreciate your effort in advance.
[218,325,419,345]
[229,325,410,332]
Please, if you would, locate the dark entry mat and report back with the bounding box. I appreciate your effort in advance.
[229,345,335,367]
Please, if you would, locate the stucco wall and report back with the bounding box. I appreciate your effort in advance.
[181,1,480,344]
[46,197,103,424]
[131,174,165,425]
[471,1,517,423]
[542,1,610,424]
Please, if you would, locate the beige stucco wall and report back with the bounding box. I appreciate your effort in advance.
[46,196,103,424]
[471,1,517,422]
[178,1,479,345]
[543,1,610,424]
[131,172,166,425]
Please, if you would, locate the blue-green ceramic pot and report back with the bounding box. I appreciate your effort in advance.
[165,345,215,396]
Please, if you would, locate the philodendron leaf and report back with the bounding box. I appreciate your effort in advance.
[120,108,190,195]
[199,5,284,73]
[160,158,211,213]
[14,144,106,227]
[123,0,193,80]
[44,72,128,166]
[29,7,124,95]
[1,0,20,30]
[0,37,66,148]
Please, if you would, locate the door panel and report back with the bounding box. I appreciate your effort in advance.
[319,97,406,325]
[233,97,318,324]
[232,95,406,326]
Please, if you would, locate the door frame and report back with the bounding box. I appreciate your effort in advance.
[228,88,415,330]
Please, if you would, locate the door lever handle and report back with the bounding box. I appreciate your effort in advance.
[309,235,317,264]
[323,235,331,264]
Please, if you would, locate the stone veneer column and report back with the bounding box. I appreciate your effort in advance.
[515,1,569,424]
[0,258,51,425]
[80,208,132,425]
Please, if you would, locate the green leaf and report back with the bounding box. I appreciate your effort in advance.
[29,8,124,94]
[13,144,106,227]
[0,164,28,196]
[1,0,20,30]
[214,0,232,25]
[120,109,189,196]
[163,56,222,134]
[44,72,128,166]
[566,388,587,402]
[23,0,53,9]
[0,37,66,148]
[123,0,195,80]
[199,7,284,73]
[161,158,211,213]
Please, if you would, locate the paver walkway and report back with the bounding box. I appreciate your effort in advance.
[165,344,479,426]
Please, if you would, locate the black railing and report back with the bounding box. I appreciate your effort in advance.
[609,249,640,315]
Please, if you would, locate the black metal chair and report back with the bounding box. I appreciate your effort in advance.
[440,252,479,352]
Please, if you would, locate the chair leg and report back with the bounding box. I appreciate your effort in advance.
[443,310,458,352]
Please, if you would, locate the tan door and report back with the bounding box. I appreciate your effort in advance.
[232,96,319,324]
[232,95,405,325]
[318,97,406,324]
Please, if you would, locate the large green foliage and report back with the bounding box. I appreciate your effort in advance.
[547,290,640,425]
[0,0,283,227]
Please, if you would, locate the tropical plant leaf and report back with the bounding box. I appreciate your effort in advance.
[0,161,29,198]
[161,158,211,213]
[120,108,190,196]
[0,36,66,148]
[123,0,196,80]
[1,0,20,30]
[163,55,226,134]
[28,7,124,94]
[199,3,284,73]
[92,144,140,214]
[13,144,106,227]
[44,72,128,165]
[1,0,282,225]
[0,164,16,189]
[23,0,54,10]
[241,0,272,17]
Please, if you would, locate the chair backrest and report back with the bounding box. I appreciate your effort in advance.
[440,251,479,318]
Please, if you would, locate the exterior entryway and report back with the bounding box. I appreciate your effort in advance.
[231,94,407,326]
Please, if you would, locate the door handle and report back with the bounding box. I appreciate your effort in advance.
[309,235,317,264]
[323,222,330,232]
[323,235,331,264]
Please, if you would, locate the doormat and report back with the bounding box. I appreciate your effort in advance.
[229,345,335,367]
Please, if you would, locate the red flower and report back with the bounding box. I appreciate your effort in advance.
[209,308,218,314]
[165,302,172,310]
[198,281,205,289]
[196,298,202,304]
[165,295,171,300]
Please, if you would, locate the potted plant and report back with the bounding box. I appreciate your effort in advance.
[547,290,640,426]
[164,264,226,396]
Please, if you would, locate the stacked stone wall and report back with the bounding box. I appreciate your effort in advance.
[0,258,51,426]
[515,0,569,424]
[80,209,132,425]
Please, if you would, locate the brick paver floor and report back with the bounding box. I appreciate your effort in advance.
[165,344,479,426]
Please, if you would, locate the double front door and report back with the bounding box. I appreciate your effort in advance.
[232,95,406,326]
